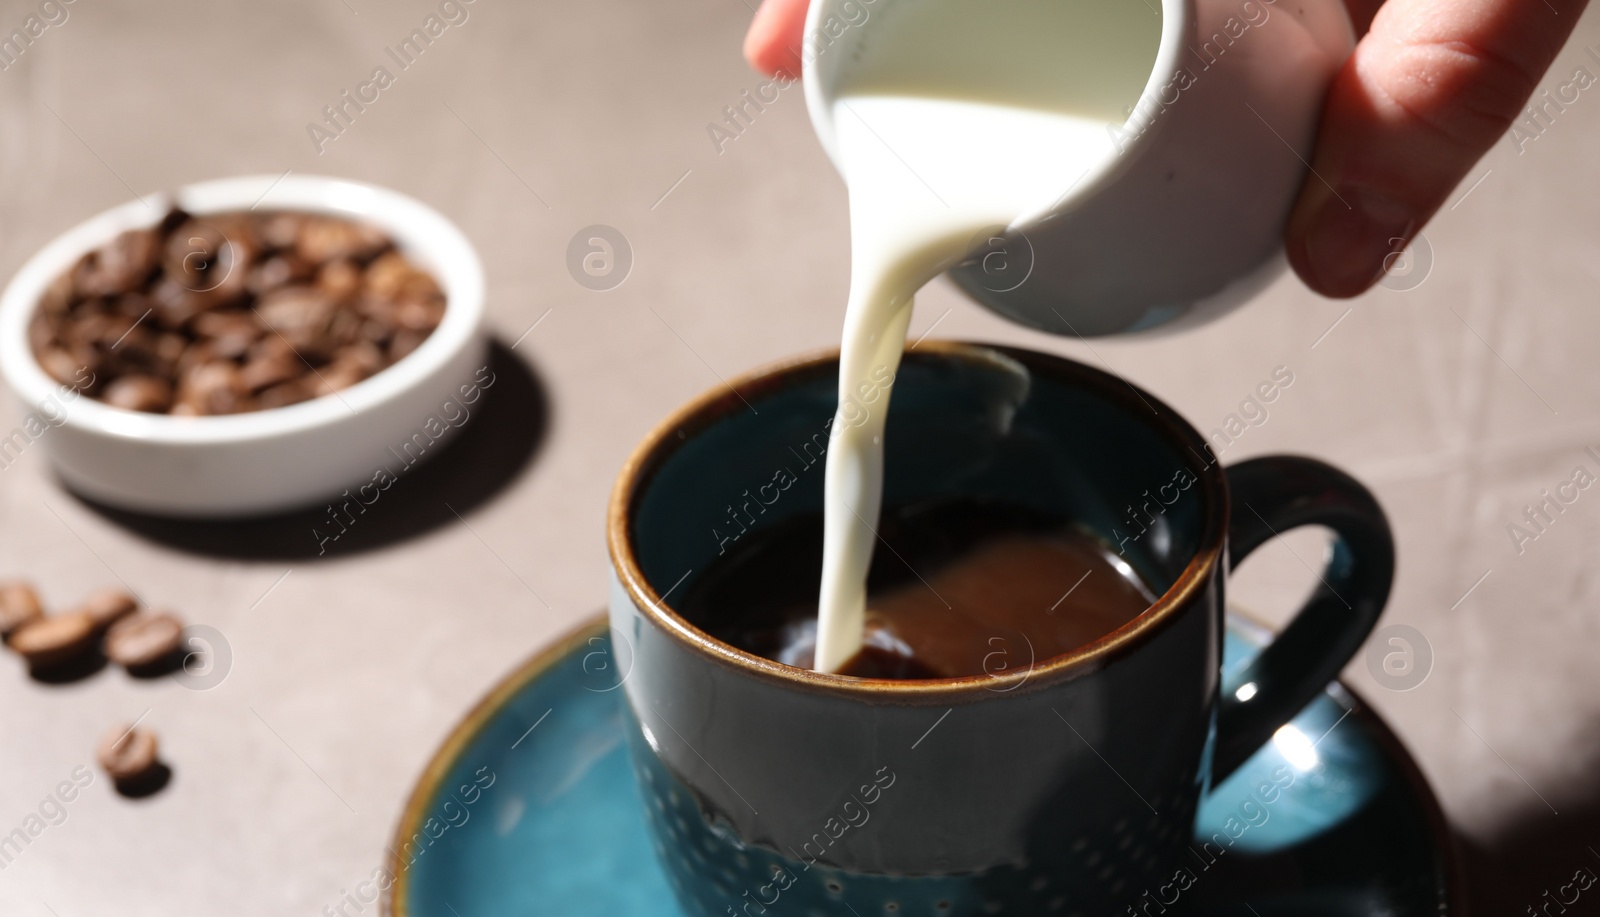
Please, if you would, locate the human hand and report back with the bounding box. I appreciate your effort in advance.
[743,0,1588,298]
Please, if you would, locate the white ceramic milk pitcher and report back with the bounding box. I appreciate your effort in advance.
[803,0,1356,336]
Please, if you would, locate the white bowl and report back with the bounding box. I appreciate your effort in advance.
[0,174,486,517]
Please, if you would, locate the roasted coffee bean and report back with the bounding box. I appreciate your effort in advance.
[79,588,139,630]
[238,354,300,393]
[113,291,154,319]
[173,338,220,380]
[165,219,252,312]
[256,286,335,349]
[154,332,188,367]
[189,309,254,337]
[295,216,389,264]
[364,252,439,301]
[389,328,429,362]
[164,216,256,285]
[324,308,365,349]
[244,333,300,372]
[66,311,116,349]
[191,310,264,359]
[341,341,384,373]
[32,207,444,416]
[75,228,160,297]
[100,314,149,351]
[39,271,75,317]
[102,375,174,413]
[395,298,446,332]
[312,363,366,396]
[36,348,87,386]
[104,611,185,669]
[108,327,162,370]
[97,724,159,782]
[257,378,313,409]
[354,294,396,324]
[358,317,392,345]
[312,343,383,396]
[259,212,305,250]
[27,312,55,354]
[0,581,44,638]
[8,611,97,668]
[317,259,362,302]
[150,274,212,329]
[247,253,313,295]
[175,361,248,415]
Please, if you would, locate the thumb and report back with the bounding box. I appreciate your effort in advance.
[1286,0,1588,297]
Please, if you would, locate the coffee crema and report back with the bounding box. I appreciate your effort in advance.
[682,498,1158,679]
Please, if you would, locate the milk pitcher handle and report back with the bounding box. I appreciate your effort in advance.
[1213,456,1395,781]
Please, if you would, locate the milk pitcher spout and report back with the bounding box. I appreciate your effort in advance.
[803,0,1356,336]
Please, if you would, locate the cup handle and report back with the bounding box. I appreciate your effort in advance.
[1212,455,1395,782]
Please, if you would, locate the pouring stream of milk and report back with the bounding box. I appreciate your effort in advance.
[812,0,1161,672]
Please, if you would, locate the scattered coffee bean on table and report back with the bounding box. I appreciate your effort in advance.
[9,611,97,669]
[0,581,44,638]
[79,587,139,630]
[3,580,181,799]
[1,582,193,674]
[31,207,446,415]
[96,724,160,782]
[104,611,185,670]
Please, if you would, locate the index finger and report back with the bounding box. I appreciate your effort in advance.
[744,0,811,78]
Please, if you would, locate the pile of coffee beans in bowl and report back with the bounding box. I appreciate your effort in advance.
[28,207,446,415]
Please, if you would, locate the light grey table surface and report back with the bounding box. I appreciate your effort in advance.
[1,1,1597,914]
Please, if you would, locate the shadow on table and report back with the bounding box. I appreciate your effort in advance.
[1456,736,1600,915]
[27,647,109,685]
[113,762,173,799]
[75,338,548,560]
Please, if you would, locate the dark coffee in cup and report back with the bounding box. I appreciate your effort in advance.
[681,496,1157,678]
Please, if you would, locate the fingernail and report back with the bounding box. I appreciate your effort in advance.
[1302,187,1414,297]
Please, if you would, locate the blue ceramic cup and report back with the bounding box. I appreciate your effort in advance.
[606,342,1393,916]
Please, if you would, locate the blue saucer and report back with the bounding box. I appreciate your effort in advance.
[382,616,1460,916]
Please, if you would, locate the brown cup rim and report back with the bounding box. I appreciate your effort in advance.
[605,340,1228,702]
